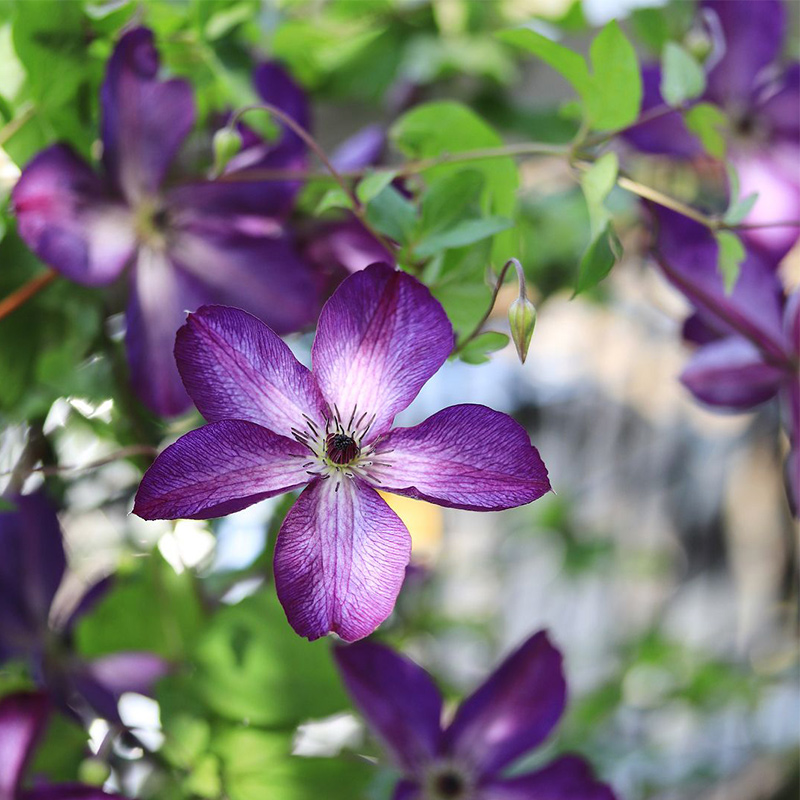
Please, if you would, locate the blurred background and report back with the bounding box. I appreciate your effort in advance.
[0,0,797,798]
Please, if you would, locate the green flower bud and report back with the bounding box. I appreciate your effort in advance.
[212,127,242,176]
[508,295,536,364]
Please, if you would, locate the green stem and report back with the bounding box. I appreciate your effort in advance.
[452,258,526,356]
[0,102,35,147]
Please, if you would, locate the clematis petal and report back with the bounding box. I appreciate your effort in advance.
[653,208,789,363]
[480,755,616,800]
[0,492,65,651]
[681,336,784,410]
[733,147,800,266]
[274,479,411,641]
[312,264,454,439]
[622,65,701,158]
[757,63,800,144]
[125,247,207,417]
[703,0,785,107]
[0,691,49,797]
[62,577,114,636]
[331,125,386,171]
[12,145,136,286]
[100,27,195,201]
[374,405,550,510]
[334,641,443,776]
[134,420,309,520]
[175,305,326,436]
[443,631,566,776]
[391,781,420,800]
[71,652,170,721]
[166,227,319,334]
[305,219,395,275]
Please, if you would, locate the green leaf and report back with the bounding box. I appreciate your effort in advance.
[355,169,398,205]
[315,186,354,215]
[214,729,374,800]
[419,170,485,235]
[496,27,592,99]
[75,552,204,661]
[391,101,519,263]
[660,42,706,107]
[723,163,759,225]
[715,230,745,293]
[192,591,349,728]
[365,184,417,244]
[414,216,512,258]
[579,152,618,237]
[575,223,618,294]
[586,21,643,131]
[684,102,728,158]
[499,21,642,131]
[458,331,510,364]
[203,2,256,40]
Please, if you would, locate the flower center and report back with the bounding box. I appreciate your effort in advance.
[134,198,171,248]
[326,433,360,465]
[424,763,474,800]
[433,772,465,798]
[289,404,392,486]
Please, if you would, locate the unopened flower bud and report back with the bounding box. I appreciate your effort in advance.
[508,295,536,364]
[212,127,242,176]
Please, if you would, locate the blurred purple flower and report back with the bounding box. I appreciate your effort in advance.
[133,264,550,641]
[0,691,125,799]
[0,491,167,721]
[12,28,318,416]
[653,208,799,512]
[334,632,616,800]
[627,0,800,264]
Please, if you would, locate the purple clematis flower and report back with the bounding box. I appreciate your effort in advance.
[627,0,800,264]
[334,631,616,800]
[12,27,318,416]
[0,491,168,721]
[652,207,799,512]
[134,263,551,641]
[0,691,125,799]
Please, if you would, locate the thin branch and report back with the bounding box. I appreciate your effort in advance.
[0,102,36,147]
[0,269,58,321]
[0,445,159,479]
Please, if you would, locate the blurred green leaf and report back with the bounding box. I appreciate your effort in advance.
[365,184,417,244]
[214,729,375,800]
[419,170,484,235]
[660,41,705,107]
[458,331,509,364]
[579,152,618,237]
[391,101,518,263]
[715,230,745,293]
[192,590,350,728]
[575,222,618,295]
[684,102,728,158]
[414,216,512,258]
[356,169,398,205]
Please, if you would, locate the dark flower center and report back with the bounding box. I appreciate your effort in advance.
[326,433,360,465]
[152,207,170,231]
[433,771,465,798]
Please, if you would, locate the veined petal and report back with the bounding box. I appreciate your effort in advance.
[134,420,309,520]
[681,337,784,410]
[305,219,395,275]
[374,405,550,510]
[0,492,65,652]
[703,0,785,107]
[0,692,49,797]
[274,479,411,641]
[312,264,454,440]
[480,755,617,800]
[392,781,420,800]
[443,631,566,776]
[126,247,207,417]
[100,27,194,201]
[653,208,789,363]
[175,305,326,436]
[12,145,135,286]
[167,227,319,335]
[334,641,443,775]
[331,125,386,171]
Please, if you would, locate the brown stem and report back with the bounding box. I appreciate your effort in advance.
[0,269,58,321]
[0,444,160,479]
